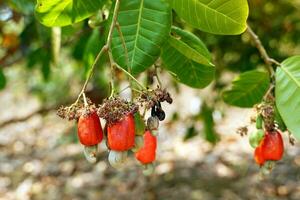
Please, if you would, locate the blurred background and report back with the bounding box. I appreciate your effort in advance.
[1,0,300,199]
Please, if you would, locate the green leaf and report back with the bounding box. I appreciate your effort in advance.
[223,70,270,108]
[161,27,215,88]
[168,27,213,66]
[170,0,249,35]
[0,69,6,90]
[111,0,172,75]
[35,0,105,27]
[274,105,287,132]
[256,115,263,129]
[276,56,300,140]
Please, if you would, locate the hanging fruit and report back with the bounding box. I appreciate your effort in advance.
[77,112,103,146]
[135,131,157,164]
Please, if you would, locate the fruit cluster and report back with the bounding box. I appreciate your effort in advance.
[57,88,172,175]
[249,103,285,172]
[253,130,284,166]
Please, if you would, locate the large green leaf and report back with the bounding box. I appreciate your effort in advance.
[223,70,270,108]
[35,0,105,27]
[170,0,249,35]
[161,27,215,88]
[111,0,171,75]
[276,56,300,140]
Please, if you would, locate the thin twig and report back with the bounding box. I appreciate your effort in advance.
[117,85,143,95]
[106,0,121,47]
[115,22,134,100]
[74,45,108,104]
[116,22,130,69]
[82,93,88,107]
[246,25,281,76]
[107,0,122,98]
[75,0,121,101]
[114,63,147,91]
[117,85,131,94]
[263,84,275,101]
[247,24,281,102]
[154,64,162,87]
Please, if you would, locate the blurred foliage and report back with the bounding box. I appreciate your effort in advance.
[183,103,219,144]
[0,0,300,143]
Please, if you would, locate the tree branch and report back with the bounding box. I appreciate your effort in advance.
[247,25,282,102]
[246,25,281,76]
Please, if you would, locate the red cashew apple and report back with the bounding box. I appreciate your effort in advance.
[77,112,103,146]
[135,131,157,164]
[107,114,135,151]
[254,130,284,166]
[261,131,284,161]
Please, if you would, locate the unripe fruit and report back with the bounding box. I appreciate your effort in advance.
[147,116,159,131]
[107,114,135,151]
[77,112,103,146]
[256,115,263,129]
[135,131,157,164]
[249,130,264,148]
[261,131,284,161]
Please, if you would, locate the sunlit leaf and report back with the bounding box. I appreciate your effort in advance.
[111,0,172,75]
[276,56,300,140]
[35,0,105,27]
[161,27,215,88]
[170,0,249,35]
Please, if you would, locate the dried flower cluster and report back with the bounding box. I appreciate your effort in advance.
[57,98,97,121]
[138,87,173,109]
[97,97,138,124]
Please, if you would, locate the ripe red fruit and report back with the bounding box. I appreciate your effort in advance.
[135,131,157,164]
[77,112,103,146]
[261,131,284,161]
[254,145,265,166]
[107,114,135,151]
